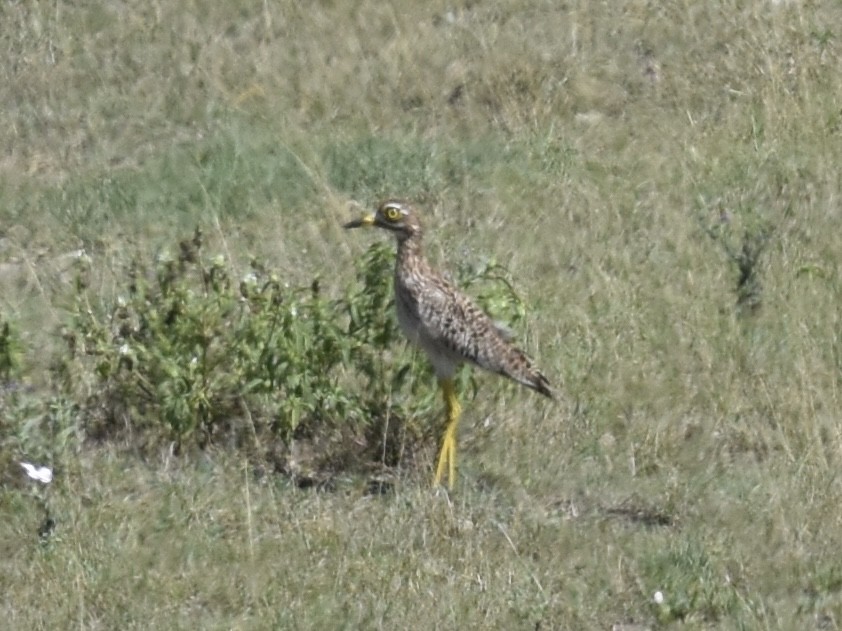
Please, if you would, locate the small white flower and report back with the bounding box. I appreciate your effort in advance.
[653,590,665,605]
[119,343,131,356]
[20,462,53,484]
[242,272,258,285]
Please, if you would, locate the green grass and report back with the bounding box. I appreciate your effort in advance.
[3,0,842,628]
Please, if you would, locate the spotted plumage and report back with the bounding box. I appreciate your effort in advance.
[344,199,552,488]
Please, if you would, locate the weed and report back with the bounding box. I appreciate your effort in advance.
[0,318,21,383]
[645,538,742,624]
[699,202,775,316]
[50,229,524,474]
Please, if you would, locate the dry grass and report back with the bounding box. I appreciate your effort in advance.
[3,0,842,628]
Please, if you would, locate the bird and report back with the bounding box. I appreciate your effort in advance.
[344,199,553,489]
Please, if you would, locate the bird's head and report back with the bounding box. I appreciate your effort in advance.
[343,199,422,241]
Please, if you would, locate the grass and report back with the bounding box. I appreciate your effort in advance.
[3,0,842,628]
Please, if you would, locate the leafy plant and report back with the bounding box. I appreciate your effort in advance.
[51,230,528,475]
[0,318,21,383]
[699,203,775,316]
[645,538,742,624]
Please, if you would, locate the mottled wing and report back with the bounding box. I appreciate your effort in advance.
[410,272,553,398]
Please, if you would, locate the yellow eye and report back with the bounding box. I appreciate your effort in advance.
[384,206,401,221]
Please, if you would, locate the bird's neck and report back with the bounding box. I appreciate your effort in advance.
[396,232,424,263]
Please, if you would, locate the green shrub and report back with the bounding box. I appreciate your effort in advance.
[52,229,527,475]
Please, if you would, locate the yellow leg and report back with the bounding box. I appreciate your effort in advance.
[433,378,462,489]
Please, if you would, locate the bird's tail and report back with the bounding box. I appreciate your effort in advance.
[496,344,554,399]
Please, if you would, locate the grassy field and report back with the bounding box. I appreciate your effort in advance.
[3,0,842,628]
